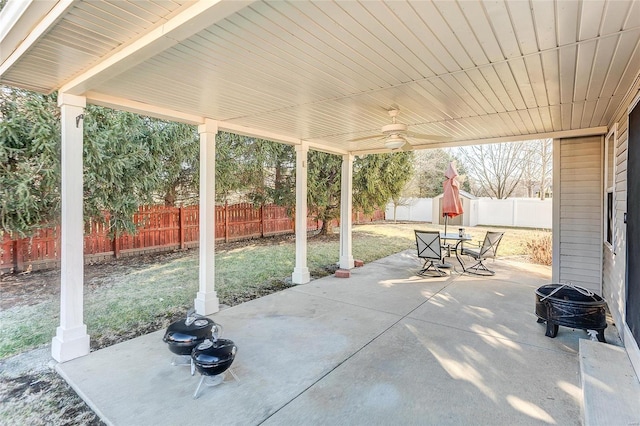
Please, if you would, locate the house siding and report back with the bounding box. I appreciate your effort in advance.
[603,73,640,378]
[603,93,631,339]
[553,136,603,294]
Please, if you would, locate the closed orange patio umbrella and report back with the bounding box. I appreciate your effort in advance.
[442,162,463,235]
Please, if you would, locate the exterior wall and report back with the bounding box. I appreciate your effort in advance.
[603,74,640,379]
[552,135,603,294]
[431,194,478,227]
[603,95,632,343]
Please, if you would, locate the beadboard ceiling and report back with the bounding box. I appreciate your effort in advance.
[1,0,639,154]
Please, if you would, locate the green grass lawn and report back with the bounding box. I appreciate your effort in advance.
[0,222,550,359]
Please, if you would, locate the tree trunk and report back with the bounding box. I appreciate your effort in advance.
[164,186,177,206]
[318,220,331,236]
[540,142,548,200]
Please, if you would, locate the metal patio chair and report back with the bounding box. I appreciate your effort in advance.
[461,231,504,276]
[415,230,447,277]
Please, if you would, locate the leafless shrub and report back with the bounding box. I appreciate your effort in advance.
[527,235,552,266]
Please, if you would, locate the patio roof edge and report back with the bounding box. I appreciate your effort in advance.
[85,92,203,125]
[0,0,75,87]
[419,127,608,150]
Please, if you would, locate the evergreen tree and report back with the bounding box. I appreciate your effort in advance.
[307,151,342,235]
[0,88,60,237]
[1,87,201,237]
[307,151,414,235]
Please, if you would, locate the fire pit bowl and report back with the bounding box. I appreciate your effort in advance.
[535,284,607,342]
[163,315,218,356]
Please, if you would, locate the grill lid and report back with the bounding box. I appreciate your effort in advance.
[192,338,237,366]
[165,316,215,339]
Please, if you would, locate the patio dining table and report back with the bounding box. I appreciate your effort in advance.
[440,233,472,272]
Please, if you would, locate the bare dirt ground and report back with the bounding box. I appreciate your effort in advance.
[0,233,338,425]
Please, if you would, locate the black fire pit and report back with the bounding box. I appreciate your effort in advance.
[535,284,607,342]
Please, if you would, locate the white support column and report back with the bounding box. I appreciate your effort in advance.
[340,154,355,269]
[51,93,90,362]
[195,119,220,315]
[292,143,311,284]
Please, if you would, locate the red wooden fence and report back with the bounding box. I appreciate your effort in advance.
[0,203,385,272]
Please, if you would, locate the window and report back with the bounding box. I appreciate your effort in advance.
[604,124,617,251]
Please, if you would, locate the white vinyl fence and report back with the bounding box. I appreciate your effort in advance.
[385,198,433,222]
[477,198,552,228]
[386,197,552,229]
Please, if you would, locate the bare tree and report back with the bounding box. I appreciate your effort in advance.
[517,139,553,199]
[389,195,414,223]
[520,142,540,197]
[538,139,553,200]
[459,142,527,199]
[403,148,469,198]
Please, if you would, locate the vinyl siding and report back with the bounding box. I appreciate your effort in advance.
[553,136,603,293]
[603,74,640,340]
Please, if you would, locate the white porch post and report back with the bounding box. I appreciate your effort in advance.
[195,119,220,315]
[292,143,311,284]
[51,93,90,362]
[339,154,354,269]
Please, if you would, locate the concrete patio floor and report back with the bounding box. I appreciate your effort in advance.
[56,251,621,425]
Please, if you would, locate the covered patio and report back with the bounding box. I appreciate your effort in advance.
[2,1,640,421]
[57,252,623,425]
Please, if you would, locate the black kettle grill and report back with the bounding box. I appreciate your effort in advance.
[162,310,237,398]
[163,310,220,357]
[191,338,237,398]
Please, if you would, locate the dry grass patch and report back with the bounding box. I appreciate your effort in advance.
[0,369,103,426]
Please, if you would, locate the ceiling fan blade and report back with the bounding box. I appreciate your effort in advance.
[388,141,413,152]
[406,132,451,142]
[348,133,384,142]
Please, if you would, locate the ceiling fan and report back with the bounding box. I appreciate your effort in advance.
[349,109,449,150]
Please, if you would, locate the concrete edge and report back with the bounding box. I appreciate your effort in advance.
[579,339,640,426]
[55,362,115,426]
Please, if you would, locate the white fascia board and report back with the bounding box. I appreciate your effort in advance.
[217,121,301,145]
[0,0,75,76]
[350,148,405,155]
[434,127,608,148]
[86,92,203,125]
[86,91,348,155]
[60,1,254,95]
[218,121,349,154]
[349,126,608,155]
[305,141,348,155]
[0,0,35,52]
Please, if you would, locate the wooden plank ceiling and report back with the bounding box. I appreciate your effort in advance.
[1,0,639,154]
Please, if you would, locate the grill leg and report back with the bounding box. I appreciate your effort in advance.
[171,355,191,366]
[193,375,206,399]
[228,368,240,382]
